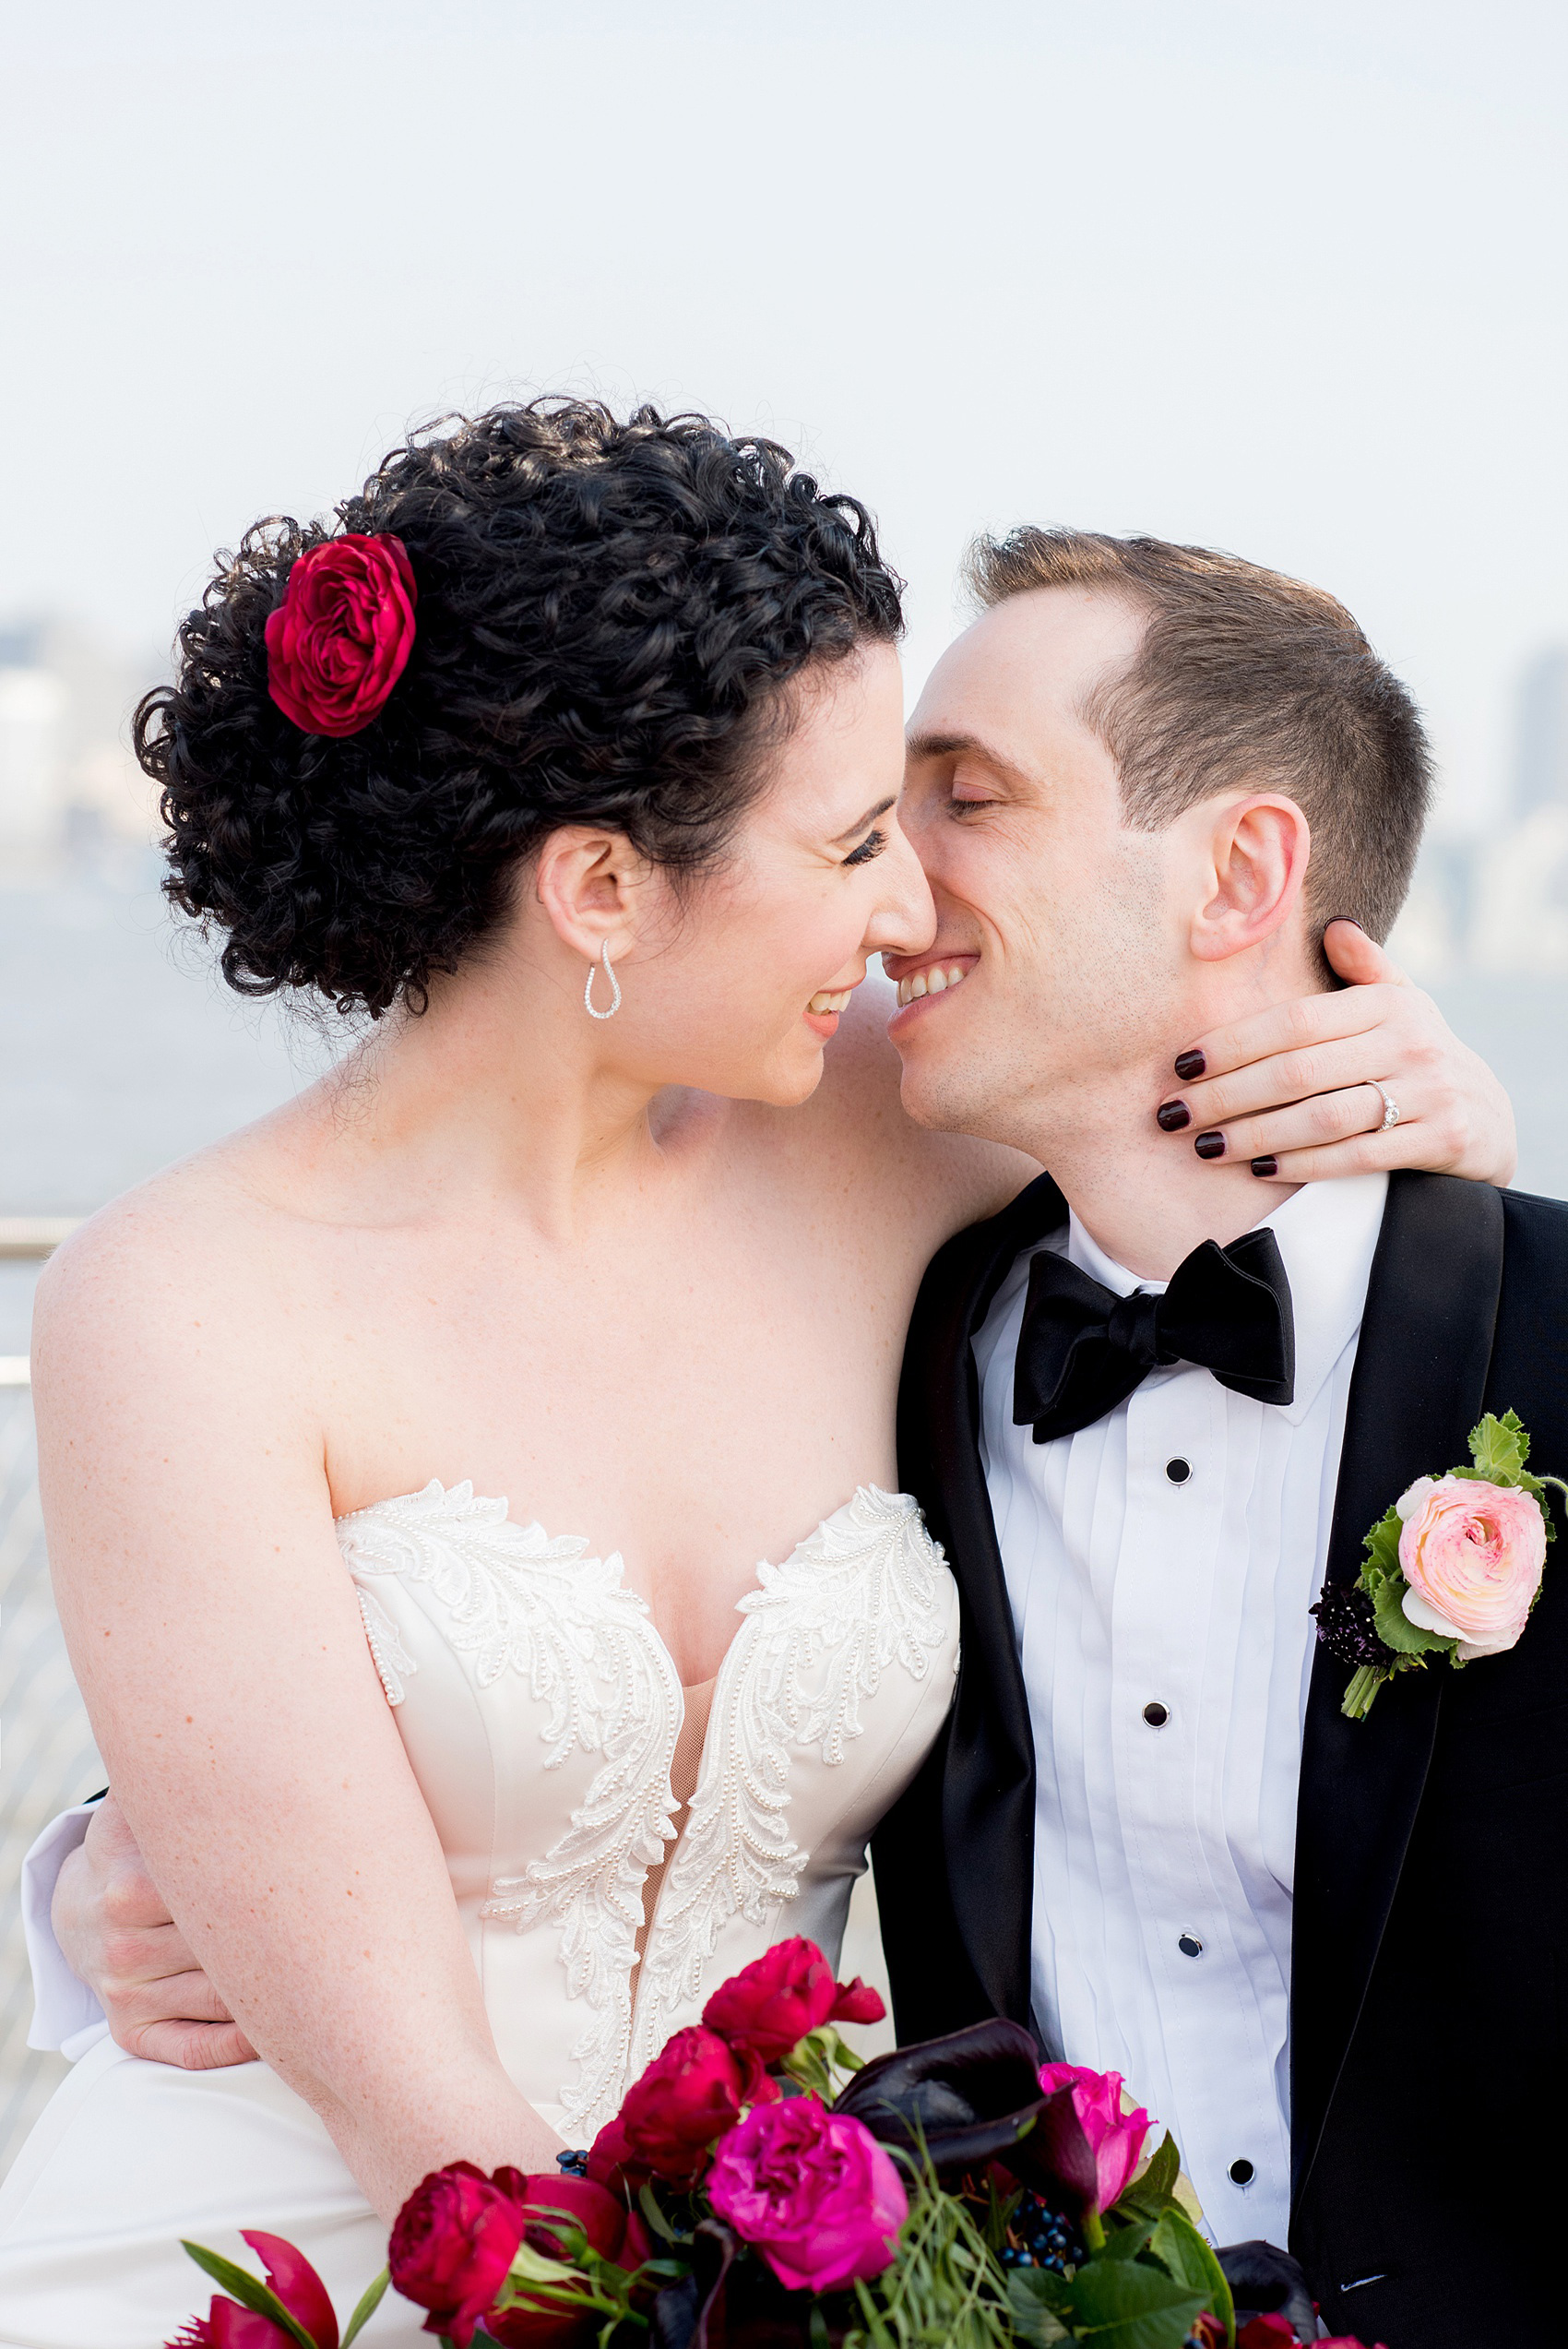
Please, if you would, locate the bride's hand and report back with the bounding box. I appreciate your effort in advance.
[1159,921,1517,1186]
[53,1793,254,2070]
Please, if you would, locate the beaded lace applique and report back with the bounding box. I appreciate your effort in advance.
[339,1480,953,2138]
[339,1482,681,2135]
[625,1485,952,2080]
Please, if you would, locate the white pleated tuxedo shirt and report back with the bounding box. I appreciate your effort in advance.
[972,1171,1389,2249]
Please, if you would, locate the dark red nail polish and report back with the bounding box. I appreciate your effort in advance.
[1174,1048,1206,1082]
[1194,1130,1225,1160]
[1251,1154,1279,1177]
[1156,1101,1191,1132]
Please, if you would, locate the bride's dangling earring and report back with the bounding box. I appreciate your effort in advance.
[584,942,623,1020]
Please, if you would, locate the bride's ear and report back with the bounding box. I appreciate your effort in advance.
[531,826,656,966]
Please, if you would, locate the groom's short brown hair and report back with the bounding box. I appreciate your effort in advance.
[964,527,1431,954]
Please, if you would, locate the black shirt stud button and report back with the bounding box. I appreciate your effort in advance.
[1166,1458,1193,1485]
[1229,2159,1254,2186]
[1143,1701,1170,1728]
[1178,1932,1204,1958]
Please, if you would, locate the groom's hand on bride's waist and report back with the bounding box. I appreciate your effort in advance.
[53,1792,256,2070]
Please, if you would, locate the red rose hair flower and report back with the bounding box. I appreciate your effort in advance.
[264,533,417,737]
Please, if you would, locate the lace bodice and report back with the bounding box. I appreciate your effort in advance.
[336,1481,960,2139]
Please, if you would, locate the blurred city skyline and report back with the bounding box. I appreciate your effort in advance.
[3,3,1566,826]
[4,598,1567,977]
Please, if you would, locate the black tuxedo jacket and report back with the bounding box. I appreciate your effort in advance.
[872,1169,1568,2348]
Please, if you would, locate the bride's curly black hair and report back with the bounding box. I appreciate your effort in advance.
[135,400,904,1019]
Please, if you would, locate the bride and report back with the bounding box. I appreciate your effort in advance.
[0,400,1515,2346]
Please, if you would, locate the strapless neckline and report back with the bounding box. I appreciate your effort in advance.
[336,1477,878,1687]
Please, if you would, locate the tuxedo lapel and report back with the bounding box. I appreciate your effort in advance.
[1290,1171,1504,2212]
[897,1171,1067,2026]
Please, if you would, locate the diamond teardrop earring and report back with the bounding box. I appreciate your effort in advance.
[584,943,623,1020]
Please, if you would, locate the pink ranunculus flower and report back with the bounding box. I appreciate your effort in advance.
[1396,1474,1547,1660]
[1037,2062,1150,2212]
[707,2095,907,2294]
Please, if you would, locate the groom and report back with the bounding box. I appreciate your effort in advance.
[871,529,1568,2349]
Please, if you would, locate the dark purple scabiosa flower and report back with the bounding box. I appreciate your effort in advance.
[1310,1583,1393,1671]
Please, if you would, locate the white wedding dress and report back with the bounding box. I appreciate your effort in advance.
[0,1481,957,2348]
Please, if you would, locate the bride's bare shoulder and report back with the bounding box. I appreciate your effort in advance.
[745,972,1038,1239]
[30,1110,317,1402]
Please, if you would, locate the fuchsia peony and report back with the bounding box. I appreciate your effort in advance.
[1037,2061,1150,2212]
[264,533,417,737]
[1396,1473,1547,1658]
[707,2095,908,2294]
[701,1935,886,2067]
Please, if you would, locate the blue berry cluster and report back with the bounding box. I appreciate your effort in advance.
[555,2148,591,2176]
[1000,2190,1086,2274]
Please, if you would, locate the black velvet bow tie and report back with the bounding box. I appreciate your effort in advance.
[1012,1227,1296,1443]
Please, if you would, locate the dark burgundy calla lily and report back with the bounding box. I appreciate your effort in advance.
[830,2018,1098,2218]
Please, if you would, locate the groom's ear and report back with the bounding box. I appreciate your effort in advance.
[1188,792,1312,964]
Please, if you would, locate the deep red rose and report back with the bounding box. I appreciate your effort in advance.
[168,2230,339,2349]
[264,533,417,737]
[388,2160,529,2347]
[701,1936,886,2067]
[587,2025,747,2188]
[480,2171,652,2348]
[496,2169,631,2262]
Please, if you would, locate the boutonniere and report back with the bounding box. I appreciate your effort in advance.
[1313,1411,1565,1720]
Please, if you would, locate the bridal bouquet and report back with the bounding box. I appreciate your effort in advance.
[172,1939,1382,2349]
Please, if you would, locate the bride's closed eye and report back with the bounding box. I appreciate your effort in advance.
[842,828,887,866]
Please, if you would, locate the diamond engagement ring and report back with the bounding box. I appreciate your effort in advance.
[1372,1083,1400,1132]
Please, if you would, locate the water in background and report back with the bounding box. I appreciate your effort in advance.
[3,863,1567,1254]
[0,865,1563,2173]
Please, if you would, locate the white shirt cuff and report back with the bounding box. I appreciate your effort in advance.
[22,1803,111,2057]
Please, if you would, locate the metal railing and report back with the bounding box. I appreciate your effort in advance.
[0,1222,96,2171]
[0,1221,76,1388]
[0,1385,104,2177]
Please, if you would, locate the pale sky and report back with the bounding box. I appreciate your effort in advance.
[3,0,1564,836]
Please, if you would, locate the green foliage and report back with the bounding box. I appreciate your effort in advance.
[783,2022,867,2099]
[1035,2257,1207,2347]
[1469,1408,1530,1484]
[846,2158,1014,2349]
[982,2171,1027,2255]
[1147,2211,1232,2346]
[1008,2270,1073,2343]
[1370,1572,1450,1657]
[179,2244,319,2349]
[341,2268,389,2349]
[1110,2133,1181,2224]
[637,2182,684,2244]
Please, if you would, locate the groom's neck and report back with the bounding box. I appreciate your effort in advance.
[1042,1103,1301,1282]
[1022,971,1322,1282]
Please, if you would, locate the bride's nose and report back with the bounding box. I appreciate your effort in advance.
[864,820,936,960]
